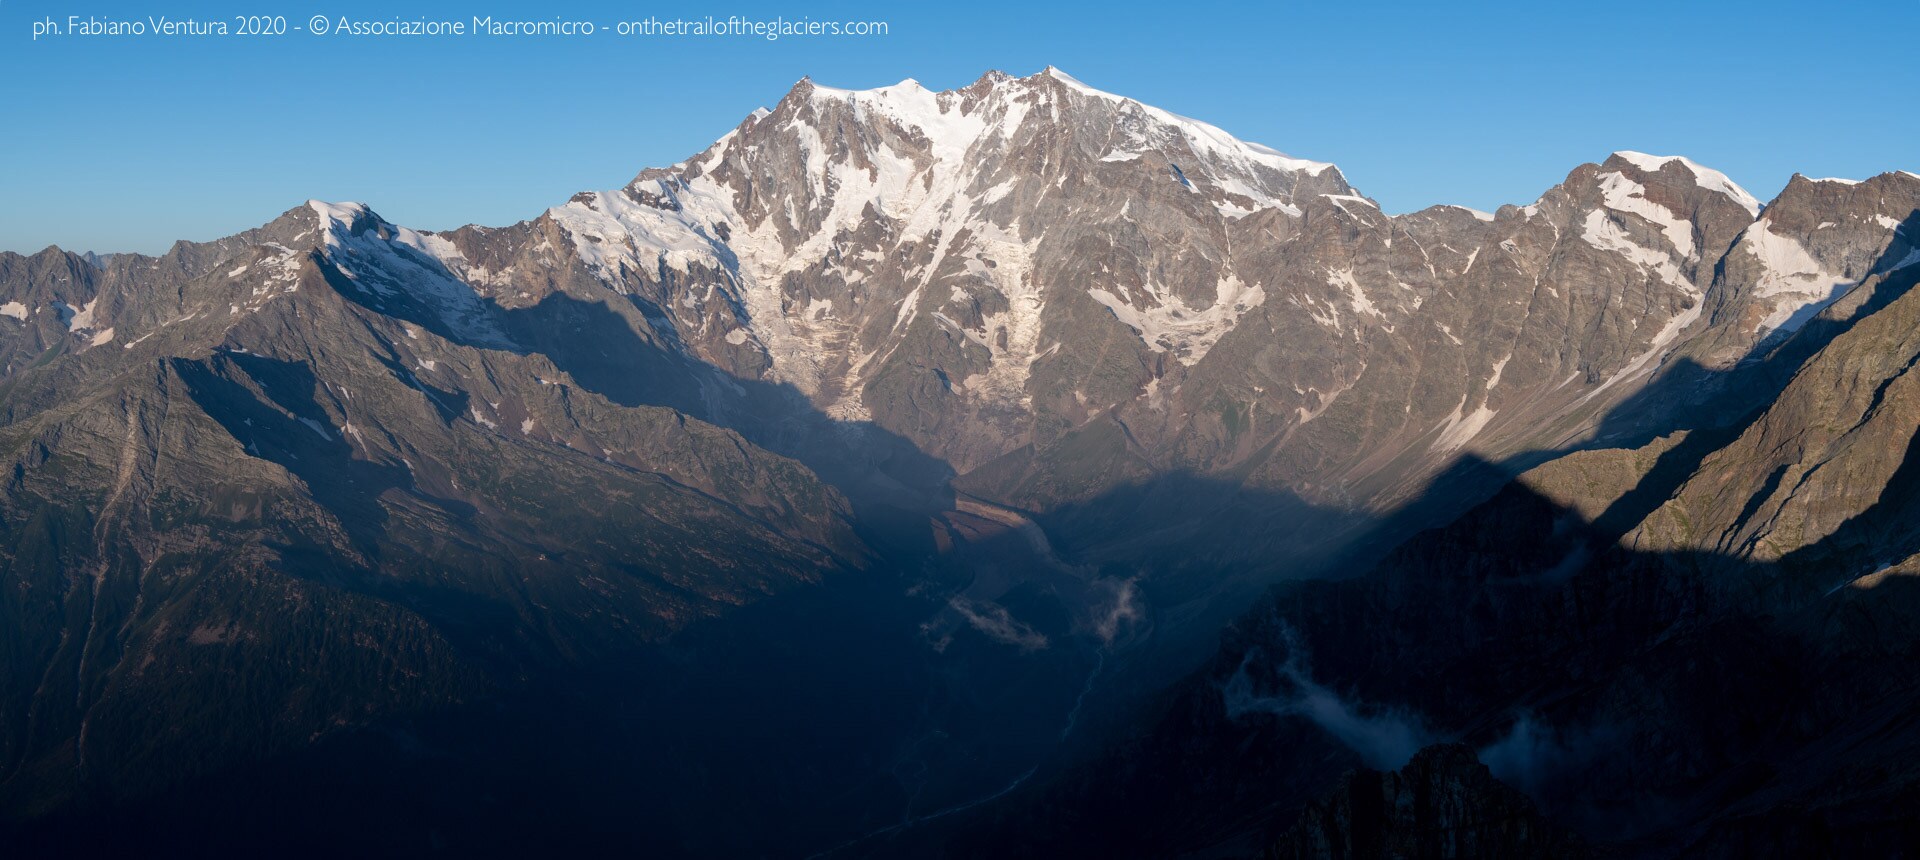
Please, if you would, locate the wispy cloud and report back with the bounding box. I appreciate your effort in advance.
[1478,711,1619,803]
[947,596,1050,651]
[1220,635,1432,771]
[1090,576,1142,644]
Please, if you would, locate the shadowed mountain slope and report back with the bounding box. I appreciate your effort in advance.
[1,70,1917,857]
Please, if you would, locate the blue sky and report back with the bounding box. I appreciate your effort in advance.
[2,0,1911,254]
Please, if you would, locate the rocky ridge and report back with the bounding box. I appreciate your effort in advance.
[2,67,1917,856]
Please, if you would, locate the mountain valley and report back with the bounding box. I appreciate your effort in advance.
[3,68,1917,857]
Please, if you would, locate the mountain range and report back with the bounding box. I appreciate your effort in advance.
[2,68,1917,856]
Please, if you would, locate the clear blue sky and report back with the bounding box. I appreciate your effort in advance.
[2,0,1911,254]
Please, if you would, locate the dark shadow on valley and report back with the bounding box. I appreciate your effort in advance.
[172,351,477,558]
[0,476,1385,859]
[907,444,1920,859]
[883,213,1920,858]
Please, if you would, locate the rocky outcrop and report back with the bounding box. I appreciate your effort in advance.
[0,201,868,820]
[975,226,1920,857]
[1267,744,1588,860]
[4,67,1918,857]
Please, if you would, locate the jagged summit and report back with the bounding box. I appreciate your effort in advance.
[780,66,1341,183]
[27,68,1910,490]
[7,64,1920,860]
[1604,150,1762,214]
[305,199,378,235]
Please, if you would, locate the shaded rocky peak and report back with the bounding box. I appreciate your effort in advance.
[303,199,384,238]
[0,247,106,334]
[0,247,119,269]
[0,245,106,278]
[1627,230,1920,574]
[0,213,328,345]
[210,198,475,265]
[1268,743,1590,860]
[2,216,309,282]
[1692,170,1920,349]
[86,200,372,282]
[299,201,467,267]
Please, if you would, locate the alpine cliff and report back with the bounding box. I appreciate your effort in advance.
[2,68,1916,857]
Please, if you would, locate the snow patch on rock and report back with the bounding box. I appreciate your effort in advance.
[1431,395,1497,453]
[1595,171,1696,258]
[1328,268,1382,318]
[1742,219,1856,332]
[309,201,513,349]
[1089,273,1264,365]
[1041,67,1337,179]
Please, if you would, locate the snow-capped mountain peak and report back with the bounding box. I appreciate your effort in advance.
[1608,150,1762,216]
[1037,66,1338,179]
[486,71,1919,481]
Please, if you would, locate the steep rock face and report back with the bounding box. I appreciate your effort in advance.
[473,70,1830,517]
[1268,744,1588,860]
[1630,214,1920,575]
[1696,171,1920,359]
[4,67,1919,856]
[0,201,866,817]
[978,226,1920,856]
[409,70,1920,608]
[526,68,1355,475]
[12,74,1911,550]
